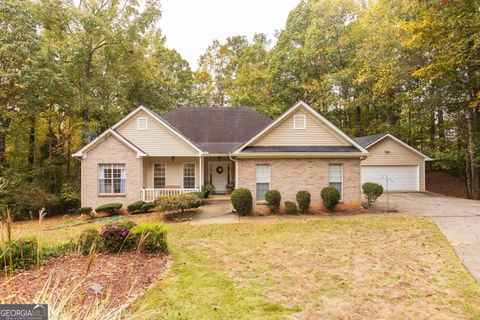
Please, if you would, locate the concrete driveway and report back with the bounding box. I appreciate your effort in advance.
[375,192,480,282]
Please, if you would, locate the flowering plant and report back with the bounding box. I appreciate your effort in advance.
[100,221,136,253]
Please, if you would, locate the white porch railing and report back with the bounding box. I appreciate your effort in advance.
[142,188,200,202]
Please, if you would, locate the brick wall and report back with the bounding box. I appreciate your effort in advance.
[81,134,143,210]
[237,158,361,214]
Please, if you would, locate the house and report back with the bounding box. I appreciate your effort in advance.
[353,133,433,192]
[73,101,427,212]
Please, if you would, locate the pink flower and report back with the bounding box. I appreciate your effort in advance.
[112,225,118,229]
[121,230,127,236]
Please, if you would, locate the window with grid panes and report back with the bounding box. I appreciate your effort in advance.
[183,163,195,189]
[329,164,343,199]
[99,164,125,193]
[153,164,166,188]
[256,164,270,201]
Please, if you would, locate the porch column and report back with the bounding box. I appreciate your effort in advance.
[199,155,204,189]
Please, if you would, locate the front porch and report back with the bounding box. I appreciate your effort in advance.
[140,156,235,202]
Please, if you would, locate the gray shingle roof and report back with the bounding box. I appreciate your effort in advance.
[241,146,361,153]
[163,106,273,153]
[353,133,387,148]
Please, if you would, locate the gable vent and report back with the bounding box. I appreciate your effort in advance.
[137,117,148,130]
[294,114,306,129]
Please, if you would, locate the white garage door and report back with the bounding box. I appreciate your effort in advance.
[361,165,419,191]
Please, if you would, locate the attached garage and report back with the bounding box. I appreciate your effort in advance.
[354,134,432,192]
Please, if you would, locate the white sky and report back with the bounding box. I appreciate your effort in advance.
[159,0,300,69]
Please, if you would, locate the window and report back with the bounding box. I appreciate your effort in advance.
[329,164,343,199]
[294,114,306,129]
[256,164,270,201]
[99,164,125,194]
[183,163,195,189]
[153,164,166,189]
[137,117,148,130]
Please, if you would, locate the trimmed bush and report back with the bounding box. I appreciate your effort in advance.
[284,201,297,215]
[155,194,204,213]
[362,182,384,207]
[127,200,145,213]
[231,188,253,216]
[296,191,311,214]
[95,203,123,215]
[321,187,340,211]
[79,228,102,255]
[77,207,93,215]
[100,220,136,253]
[187,191,205,199]
[141,202,155,212]
[131,223,168,253]
[265,190,281,213]
[0,236,38,270]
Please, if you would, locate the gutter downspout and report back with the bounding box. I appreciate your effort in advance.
[229,154,238,189]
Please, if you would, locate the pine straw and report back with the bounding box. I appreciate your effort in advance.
[0,252,169,312]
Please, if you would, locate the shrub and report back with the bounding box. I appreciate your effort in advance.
[231,188,253,215]
[41,240,77,259]
[284,201,297,215]
[79,228,102,255]
[321,187,340,211]
[100,221,136,253]
[155,194,204,213]
[141,202,155,212]
[127,200,145,214]
[0,236,38,270]
[201,183,215,197]
[187,191,205,199]
[265,190,281,213]
[78,207,93,215]
[296,191,311,214]
[95,203,122,215]
[131,223,168,253]
[362,182,384,207]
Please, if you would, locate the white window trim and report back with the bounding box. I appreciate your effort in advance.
[152,163,167,189]
[293,114,306,129]
[329,164,343,201]
[182,163,196,189]
[98,163,126,195]
[255,164,271,203]
[137,117,148,130]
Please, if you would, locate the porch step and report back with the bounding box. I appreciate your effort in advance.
[205,195,231,203]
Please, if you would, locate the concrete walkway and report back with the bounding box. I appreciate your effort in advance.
[190,195,238,225]
[375,192,480,283]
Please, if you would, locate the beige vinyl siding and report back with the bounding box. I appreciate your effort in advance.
[362,137,426,191]
[143,157,200,189]
[253,108,350,146]
[117,110,199,156]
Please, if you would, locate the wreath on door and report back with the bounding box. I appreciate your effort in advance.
[216,166,224,174]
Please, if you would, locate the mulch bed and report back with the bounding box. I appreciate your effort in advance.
[426,170,468,198]
[0,252,170,311]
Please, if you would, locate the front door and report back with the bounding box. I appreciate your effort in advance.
[209,161,229,194]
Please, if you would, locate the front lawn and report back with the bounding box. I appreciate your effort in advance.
[129,216,480,319]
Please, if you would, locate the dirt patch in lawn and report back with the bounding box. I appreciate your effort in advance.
[1,252,170,312]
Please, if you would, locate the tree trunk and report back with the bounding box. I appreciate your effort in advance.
[430,110,436,150]
[465,108,480,199]
[438,108,445,151]
[28,116,36,171]
[355,106,361,136]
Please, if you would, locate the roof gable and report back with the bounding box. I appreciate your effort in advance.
[72,129,146,158]
[234,101,368,154]
[115,108,202,156]
[357,133,432,160]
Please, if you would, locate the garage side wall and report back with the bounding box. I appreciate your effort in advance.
[362,138,425,191]
[237,158,361,214]
[81,135,143,210]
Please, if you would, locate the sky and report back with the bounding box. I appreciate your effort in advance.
[159,0,300,69]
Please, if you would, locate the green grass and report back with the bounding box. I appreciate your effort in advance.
[128,216,480,319]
